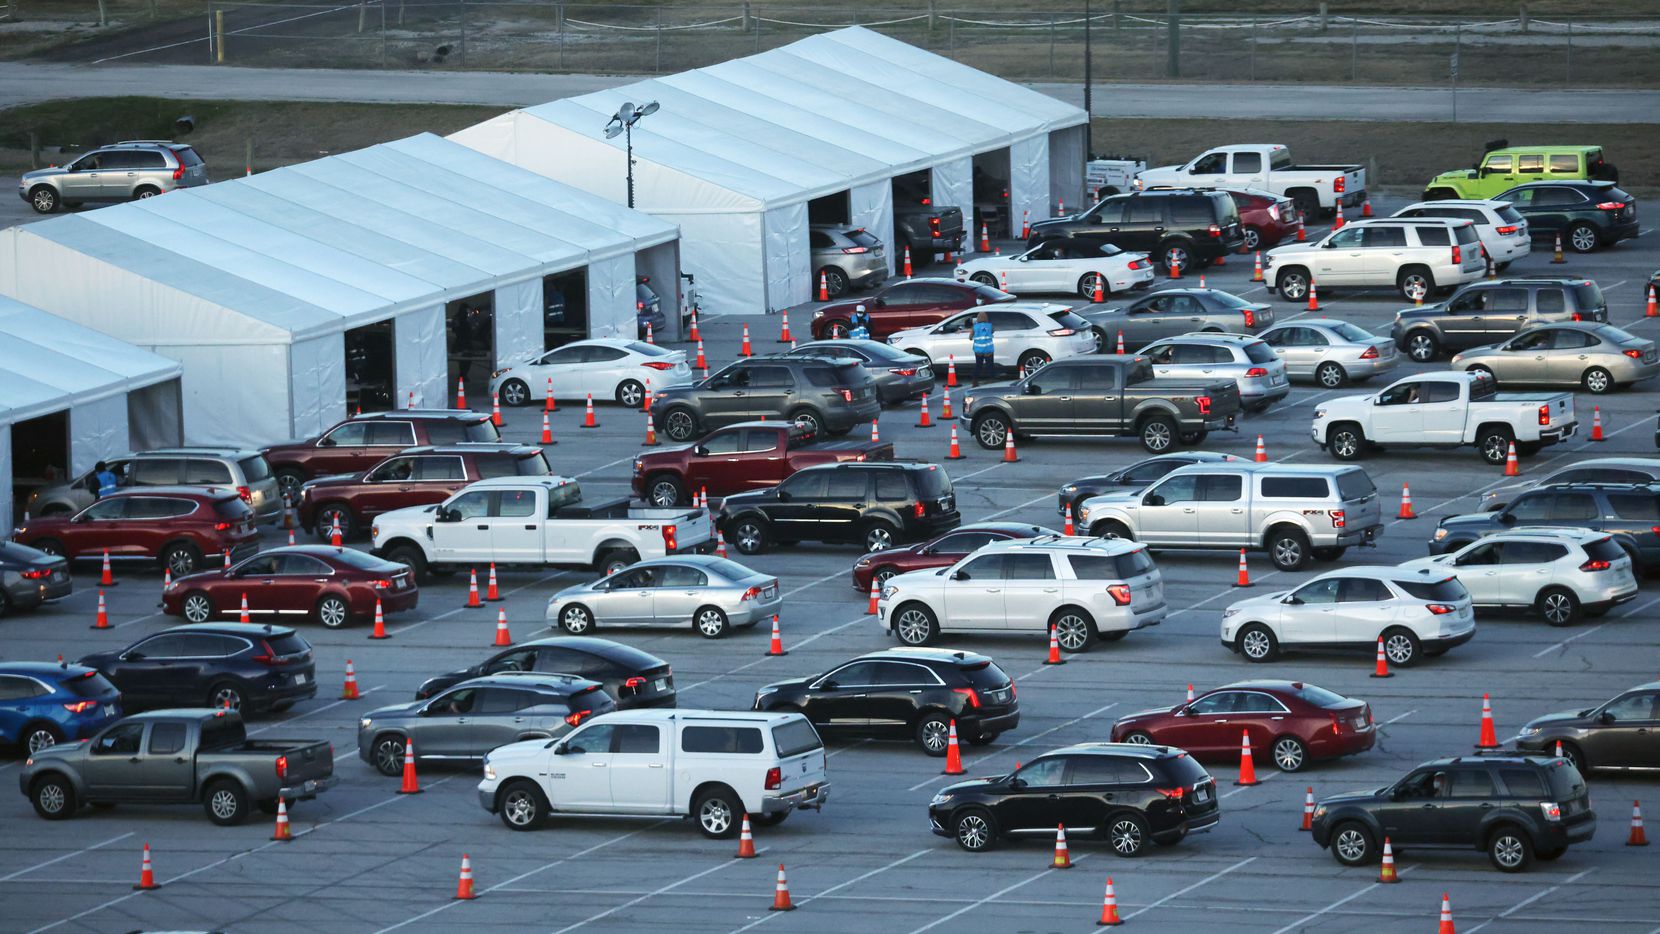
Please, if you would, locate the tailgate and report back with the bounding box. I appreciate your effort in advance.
[808,440,894,462]
[936,207,964,238]
[242,739,333,782]
[772,718,827,794]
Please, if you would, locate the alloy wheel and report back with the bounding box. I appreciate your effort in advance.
[956,813,990,850]
[699,797,733,836]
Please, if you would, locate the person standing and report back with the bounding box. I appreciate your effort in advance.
[971,311,995,385]
[848,305,871,341]
[92,461,118,498]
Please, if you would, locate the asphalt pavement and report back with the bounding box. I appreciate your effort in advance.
[1,196,1658,933]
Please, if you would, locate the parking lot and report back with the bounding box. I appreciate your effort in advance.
[2,193,1658,934]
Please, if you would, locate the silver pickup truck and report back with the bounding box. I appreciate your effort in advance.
[21,709,335,825]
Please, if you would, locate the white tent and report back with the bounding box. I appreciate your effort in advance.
[451,26,1088,317]
[0,296,183,531]
[0,133,679,449]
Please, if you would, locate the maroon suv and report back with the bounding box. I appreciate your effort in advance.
[262,410,501,501]
[13,487,260,575]
[298,444,553,538]
[163,545,418,629]
[810,278,1014,340]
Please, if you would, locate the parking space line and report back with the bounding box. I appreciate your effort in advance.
[1531,621,1610,658]
[907,703,1117,792]
[1269,863,1418,934]
[982,493,1052,521]
[780,569,848,600]
[114,609,165,629]
[247,686,382,735]
[680,615,870,692]
[573,455,639,479]
[0,832,132,882]
[952,462,1006,483]
[551,857,744,933]
[729,850,928,934]
[905,855,1089,934]
[1382,709,1416,726]
[390,569,573,636]
[1121,856,1255,920]
[1220,773,1275,799]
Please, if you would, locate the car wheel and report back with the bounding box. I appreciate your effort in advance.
[788,409,823,436]
[862,522,898,553]
[1489,826,1534,872]
[1405,331,1439,362]
[1238,623,1278,662]
[1093,520,1133,541]
[500,378,531,407]
[498,779,547,831]
[28,185,60,214]
[916,712,951,756]
[730,519,768,555]
[1382,627,1421,667]
[1090,327,1107,353]
[647,475,686,507]
[30,775,75,820]
[826,321,850,340]
[1107,812,1150,857]
[615,379,646,409]
[1242,226,1262,251]
[1139,414,1177,453]
[1315,361,1347,388]
[1122,731,1154,745]
[954,808,996,852]
[972,412,1009,450]
[161,542,203,576]
[316,594,351,629]
[1331,822,1376,866]
[1160,243,1191,276]
[1477,427,1513,466]
[1277,268,1309,302]
[383,544,427,583]
[1568,222,1599,254]
[1078,272,1108,300]
[662,408,699,442]
[1268,527,1310,571]
[820,266,850,298]
[1537,587,1581,627]
[1329,423,1365,461]
[1052,609,1097,653]
[275,468,306,502]
[1271,736,1308,772]
[693,786,742,839]
[1582,366,1614,395]
[894,603,937,646]
[694,606,729,639]
[203,778,249,826]
[872,565,901,587]
[597,548,639,575]
[132,185,161,201]
[182,591,214,623]
[23,723,63,755]
[970,272,998,287]
[1557,742,1587,774]
[1018,351,1051,378]
[207,681,244,712]
[316,503,356,540]
[1398,267,1433,303]
[372,734,407,776]
[560,604,595,634]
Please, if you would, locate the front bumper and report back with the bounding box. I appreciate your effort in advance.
[763,781,830,815]
[280,774,339,801]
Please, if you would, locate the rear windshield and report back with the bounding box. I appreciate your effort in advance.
[428,419,500,445]
[1328,321,1374,342]
[59,671,118,698]
[1069,549,1155,580]
[213,497,254,520]
[1335,469,1377,501]
[1208,292,1255,309]
[1467,373,1498,400]
[1547,759,1587,800]
[238,455,272,482]
[1454,224,1480,245]
[1604,186,1633,203]
[567,685,612,714]
[1494,204,1526,224]
[847,228,882,249]
[1571,282,1605,311]
[1593,325,1637,344]
[1393,577,1469,601]
[771,718,824,758]
[682,725,764,754]
[1154,752,1212,786]
[628,341,673,357]
[962,661,1013,689]
[972,284,1014,303]
[330,548,394,571]
[1207,192,1241,224]
[200,715,246,751]
[264,632,310,657]
[174,146,204,167]
[1051,310,1092,332]
[1243,342,1276,364]
[914,466,953,499]
[806,364,869,388]
[705,558,758,581]
[1583,537,1625,562]
[1260,476,1329,498]
[1290,683,1349,708]
[516,452,553,476]
[1499,768,1546,798]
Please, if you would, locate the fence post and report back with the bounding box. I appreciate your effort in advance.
[95,0,105,26]
[1249,14,1256,82]
[741,1,750,32]
[1317,1,1327,32]
[1565,19,1572,84]
[554,1,563,32]
[214,8,224,62]
[206,13,213,62]
[357,1,365,34]
[459,0,466,67]
[1166,0,1179,79]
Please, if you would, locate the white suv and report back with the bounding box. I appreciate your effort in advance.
[1265,218,1486,303]
[1220,565,1474,667]
[878,535,1166,653]
[886,304,1097,379]
[1398,528,1637,626]
[1140,332,1290,412]
[1392,200,1532,268]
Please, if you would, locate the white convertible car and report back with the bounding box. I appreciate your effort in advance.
[954,240,1155,299]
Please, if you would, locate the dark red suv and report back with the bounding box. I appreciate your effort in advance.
[298,444,553,539]
[14,487,260,576]
[1110,680,1375,773]
[163,545,418,629]
[262,410,501,501]
[810,278,1014,340]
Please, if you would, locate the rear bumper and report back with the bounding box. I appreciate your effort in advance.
[4,576,73,609]
[962,709,1020,738]
[1334,523,1383,547]
[1423,626,1477,652]
[763,781,830,815]
[280,774,338,801]
[1539,422,1577,443]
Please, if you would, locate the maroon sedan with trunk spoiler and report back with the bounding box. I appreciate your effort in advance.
[162,545,418,629]
[1110,680,1375,773]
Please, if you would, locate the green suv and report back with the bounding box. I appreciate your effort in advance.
[1424,144,1617,202]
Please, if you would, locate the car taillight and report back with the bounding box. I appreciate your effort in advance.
[1244,367,1268,378]
[1625,349,1644,359]
[913,501,926,518]
[1107,584,1132,606]
[1572,312,1583,321]
[1154,787,1185,800]
[920,196,931,206]
[1540,801,1562,821]
[1241,308,1255,327]
[172,163,185,181]
[1196,396,1211,415]
[889,368,917,377]
[1331,509,1346,528]
[564,709,593,728]
[275,755,288,779]
[740,585,763,601]
[930,217,940,236]
[1495,225,1519,235]
[662,524,678,552]
[253,639,288,665]
[1451,245,1462,265]
[1127,259,1147,270]
[952,687,981,708]
[842,246,869,254]
[1048,327,1076,336]
[1579,559,1612,571]
[1358,345,1379,359]
[1596,202,1625,211]
[642,361,675,370]
[1207,224,1221,238]
[1268,204,1281,221]
[1539,404,1551,426]
[1334,176,1346,194]
[1426,603,1456,615]
[371,579,393,589]
[214,521,233,531]
[837,388,854,402]
[1330,712,1342,735]
[636,301,645,312]
[63,701,96,713]
[21,568,51,580]
[236,485,252,503]
[625,676,646,690]
[765,766,782,790]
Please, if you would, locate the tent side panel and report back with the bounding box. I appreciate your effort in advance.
[634,242,682,341]
[0,423,10,532]
[762,202,811,313]
[655,213,766,320]
[289,333,347,441]
[932,158,973,255]
[68,394,130,477]
[849,179,896,276]
[164,343,291,447]
[585,253,635,341]
[1048,126,1087,215]
[493,279,544,369]
[395,303,448,409]
[1009,135,1050,237]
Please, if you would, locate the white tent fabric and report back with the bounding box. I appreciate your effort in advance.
[450,26,1087,315]
[586,254,635,340]
[1049,126,1088,212]
[0,296,182,531]
[0,133,677,447]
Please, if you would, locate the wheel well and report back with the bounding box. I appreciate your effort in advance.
[380,537,425,556]
[911,706,952,729]
[591,541,639,566]
[1398,263,1432,281]
[690,780,739,810]
[1484,820,1534,850]
[1556,739,1586,767]
[1088,518,1129,538]
[889,599,934,628]
[1049,604,1097,632]
[1285,186,1318,205]
[786,405,823,423]
[1475,421,1514,441]
[159,538,200,558]
[133,184,161,195]
[1262,522,1308,549]
[644,471,684,492]
[495,776,545,810]
[1133,407,1177,429]
[19,719,64,741]
[1327,419,1364,443]
[29,770,74,795]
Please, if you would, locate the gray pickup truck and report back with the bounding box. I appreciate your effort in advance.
[21,709,335,825]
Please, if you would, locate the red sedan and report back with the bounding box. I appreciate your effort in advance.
[1109,680,1374,773]
[163,545,418,629]
[850,522,1058,593]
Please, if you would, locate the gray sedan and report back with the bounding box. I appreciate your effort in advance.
[1078,287,1274,353]
[546,555,782,638]
[1257,318,1400,388]
[1451,323,1659,394]
[781,339,935,404]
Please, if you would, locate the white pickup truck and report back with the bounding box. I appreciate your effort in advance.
[1313,372,1576,466]
[478,709,829,837]
[370,476,713,579]
[1136,144,1367,218]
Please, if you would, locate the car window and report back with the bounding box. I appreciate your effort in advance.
[1024,366,1075,396]
[826,661,880,685]
[1505,493,1553,521]
[1338,577,1391,602]
[365,422,417,446]
[1448,769,1496,798]
[536,647,600,677]
[656,564,706,588]
[415,456,466,481]
[1125,199,1163,224]
[1232,151,1262,173]
[122,497,179,520]
[494,489,537,518]
[0,676,42,700]
[1068,756,1148,785]
[1456,541,1500,565]
[430,687,477,716]
[748,366,793,389]
[1498,769,1547,798]
[1554,330,1597,350]
[1483,154,1513,173]
[564,724,613,754]
[741,429,780,454]
[875,471,911,501]
[323,422,371,446]
[1147,474,1198,504]
[1394,577,1468,601]
[1073,364,1118,391]
[1517,154,1545,174]
[930,531,998,554]
[1608,492,1660,521]
[1363,226,1406,248]
[772,718,823,757]
[284,554,336,576]
[1014,757,1067,787]
[1486,288,1529,313]
[1233,692,1289,714]
[368,457,416,482]
[1197,474,1243,502]
[1170,198,1214,226]
[1534,289,1566,314]
[1088,200,1125,224]
[779,471,828,499]
[871,662,933,685]
[614,724,660,754]
[610,566,658,589]
[1549,493,1599,522]
[987,311,1036,331]
[1533,187,1584,206]
[681,725,764,754]
[1259,476,1329,498]
[1603,692,1660,721]
[445,490,491,521]
[1422,381,1461,404]
[1501,541,1567,564]
[1188,692,1239,715]
[92,722,145,756]
[484,648,538,673]
[1291,578,1341,605]
[809,230,834,249]
[237,555,280,576]
[1507,330,1554,352]
[1002,553,1055,581]
[954,554,1005,581]
[474,688,531,714]
[190,635,246,657]
[824,470,868,501]
[1377,381,1423,405]
[1327,228,1365,249]
[699,431,744,456]
[1122,459,1183,484]
[129,457,181,485]
[1416,225,1451,246]
[182,459,233,485]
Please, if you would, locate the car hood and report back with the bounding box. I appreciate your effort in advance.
[1394,303,1451,321]
[936,775,1011,797]
[378,503,442,525]
[1523,709,1592,730]
[1430,168,1479,184]
[1227,588,1295,612]
[1118,704,1182,723]
[887,566,949,588]
[758,676,809,694]
[720,487,780,509]
[1437,512,1502,534]
[365,700,422,721]
[1449,345,1505,363]
[20,167,68,184]
[1028,217,1077,235]
[1320,788,1388,807]
[303,472,369,490]
[551,580,600,601]
[75,650,120,668]
[1080,489,1142,512]
[1267,241,1322,260]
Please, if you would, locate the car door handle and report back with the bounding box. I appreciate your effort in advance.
[476,524,488,530]
[262,579,275,585]
[129,756,142,763]
[592,762,607,767]
[1230,508,1244,514]
[1271,716,1286,721]
[455,718,467,723]
[175,756,187,764]
[1058,396,1072,401]
[1042,588,1058,593]
[984,588,1001,593]
[682,590,698,595]
[1214,719,1229,723]
[1048,793,1062,800]
[1480,803,1496,809]
[524,524,536,530]
[908,690,923,694]
[648,763,664,768]
[1182,507,1197,513]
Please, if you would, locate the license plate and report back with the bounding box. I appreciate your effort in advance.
[395,578,407,589]
[1194,786,1209,802]
[764,586,777,599]
[653,678,667,692]
[293,673,307,685]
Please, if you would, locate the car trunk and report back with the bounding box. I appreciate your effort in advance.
[771,718,827,797]
[1334,468,1382,531]
[622,662,675,707]
[962,660,1016,713]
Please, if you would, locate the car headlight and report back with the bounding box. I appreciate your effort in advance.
[1222,607,1239,618]
[1312,408,1326,420]
[491,368,510,378]
[369,525,379,540]
[931,792,954,806]
[962,395,975,409]
[1433,528,1449,541]
[855,558,872,568]
[1079,506,1091,521]
[1450,354,1463,364]
[359,718,372,729]
[881,585,899,599]
[1062,485,1078,494]
[1518,726,1541,737]
[483,763,497,781]
[813,310,824,319]
[1313,805,1327,820]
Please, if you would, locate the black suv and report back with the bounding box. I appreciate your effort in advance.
[753,648,1017,756]
[1432,482,1660,572]
[1495,181,1639,253]
[1391,278,1609,362]
[1312,755,1594,872]
[650,357,882,442]
[717,462,959,555]
[414,636,675,709]
[929,742,1219,855]
[77,623,316,716]
[1027,189,1246,274]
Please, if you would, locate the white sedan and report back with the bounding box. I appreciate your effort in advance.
[886,303,1096,379]
[955,240,1155,299]
[490,339,693,409]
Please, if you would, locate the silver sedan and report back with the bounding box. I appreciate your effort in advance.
[546,555,782,638]
[1257,318,1399,388]
[1451,323,1659,394]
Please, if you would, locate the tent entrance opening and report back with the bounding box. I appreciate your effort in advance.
[12,411,69,523]
[973,150,1013,240]
[346,319,396,413]
[544,271,589,350]
[446,295,494,400]
[891,170,934,267]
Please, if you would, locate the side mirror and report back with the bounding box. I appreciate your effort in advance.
[318,436,336,447]
[122,651,144,661]
[435,508,459,523]
[949,570,967,581]
[873,299,886,308]
[1600,710,1616,724]
[1283,595,1303,606]
[1321,240,1335,248]
[1145,494,1164,507]
[1497,513,1517,525]
[1024,383,1042,395]
[552,742,568,755]
[1008,776,1026,789]
[1016,256,1029,263]
[774,490,790,502]
[693,445,709,457]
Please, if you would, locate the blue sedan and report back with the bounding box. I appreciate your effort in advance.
[0,663,122,754]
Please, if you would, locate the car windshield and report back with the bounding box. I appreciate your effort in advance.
[1328,321,1374,343]
[174,146,204,167]
[1583,537,1625,562]
[1290,683,1349,708]
[1494,204,1526,225]
[772,718,824,758]
[1114,548,1155,577]
[1393,577,1469,601]
[238,456,272,481]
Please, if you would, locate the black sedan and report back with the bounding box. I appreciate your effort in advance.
[1056,452,1238,518]
[778,340,936,405]
[1512,680,1660,774]
[0,540,71,614]
[78,623,316,715]
[415,636,675,709]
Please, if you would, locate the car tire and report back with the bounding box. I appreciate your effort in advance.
[1276,267,1310,302]
[275,468,307,502]
[971,272,998,288]
[1382,627,1421,667]
[316,503,356,541]
[893,602,938,646]
[1328,422,1366,461]
[1398,266,1434,303]
[662,407,699,442]
[22,722,63,755]
[1090,327,1108,354]
[1271,735,1308,772]
[1138,414,1177,453]
[1160,242,1192,276]
[1106,812,1151,857]
[30,774,76,820]
[1018,351,1051,378]
[1331,821,1376,866]
[1488,825,1534,872]
[1242,226,1262,251]
[1289,189,1320,219]
[693,606,729,639]
[862,521,898,553]
[820,266,850,298]
[1557,741,1587,774]
[871,565,901,587]
[788,408,823,436]
[972,412,1010,450]
[1537,587,1581,627]
[1405,330,1440,363]
[1052,607,1098,653]
[729,518,769,555]
[132,185,161,201]
[382,544,428,583]
[615,379,647,409]
[28,185,61,214]
[203,779,250,826]
[1237,623,1279,662]
[596,548,639,576]
[1078,273,1108,300]
[316,594,351,629]
[693,786,742,839]
[207,680,245,712]
[915,711,952,756]
[1092,520,1133,541]
[1477,426,1513,466]
[372,733,408,776]
[1582,366,1614,395]
[160,542,203,576]
[1315,361,1347,388]
[500,378,532,407]
[1122,731,1155,746]
[1267,526,1310,571]
[1567,222,1599,254]
[559,604,595,635]
[953,807,997,852]
[646,474,686,507]
[498,779,548,831]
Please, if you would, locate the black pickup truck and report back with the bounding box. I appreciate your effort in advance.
[893,180,966,265]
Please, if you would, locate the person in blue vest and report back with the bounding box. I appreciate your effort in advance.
[971,311,995,385]
[848,305,871,341]
[90,461,118,498]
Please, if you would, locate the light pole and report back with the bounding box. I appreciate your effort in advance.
[605,100,659,210]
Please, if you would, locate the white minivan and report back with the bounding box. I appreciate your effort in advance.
[478,709,828,837]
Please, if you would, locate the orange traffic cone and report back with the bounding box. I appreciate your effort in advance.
[486,564,501,601]
[271,796,292,841]
[941,388,953,420]
[946,424,964,460]
[1043,625,1065,665]
[1371,638,1392,678]
[1252,251,1264,282]
[1503,441,1520,477]
[1234,730,1259,786]
[455,375,466,409]
[491,392,502,427]
[341,659,360,700]
[916,393,932,427]
[769,864,795,911]
[1476,693,1500,750]
[902,244,914,278]
[581,394,599,428]
[541,411,554,445]
[222,549,232,571]
[1098,877,1123,926]
[286,529,296,546]
[741,324,753,357]
[999,269,1009,293]
[947,355,958,387]
[1199,274,1207,289]
[1379,837,1399,882]
[1438,893,1455,934]
[1648,285,1658,317]
[1234,549,1252,588]
[689,310,701,342]
[454,854,476,900]
[1295,216,1308,242]
[369,598,389,640]
[942,720,965,775]
[1168,254,1182,279]
[736,814,757,858]
[1092,275,1105,303]
[1362,198,1374,218]
[1063,504,1075,536]
[817,271,829,302]
[92,590,109,630]
[163,568,171,594]
[694,338,707,371]
[493,608,512,647]
[330,515,343,547]
[1051,824,1073,868]
[1332,202,1346,230]
[1300,786,1315,831]
[870,419,880,443]
[1592,406,1604,441]
[397,739,421,794]
[1630,801,1649,846]
[1307,280,1321,312]
[1020,209,1030,239]
[716,531,729,559]
[867,579,880,615]
[979,223,990,252]
[282,494,296,531]
[1398,483,1416,519]
[1254,434,1267,462]
[643,410,658,446]
[1552,233,1566,263]
[465,568,481,607]
[1003,431,1019,463]
[545,377,555,411]
[1187,683,1195,703]
[100,550,116,586]
[765,614,787,656]
[778,310,792,343]
[238,593,250,624]
[1115,330,1126,354]
[134,843,158,890]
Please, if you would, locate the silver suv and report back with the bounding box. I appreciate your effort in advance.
[1140,332,1290,412]
[20,141,208,214]
[810,225,888,298]
[24,448,281,523]
[1399,528,1638,626]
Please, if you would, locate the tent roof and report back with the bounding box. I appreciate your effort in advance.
[11,133,677,343]
[0,296,182,426]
